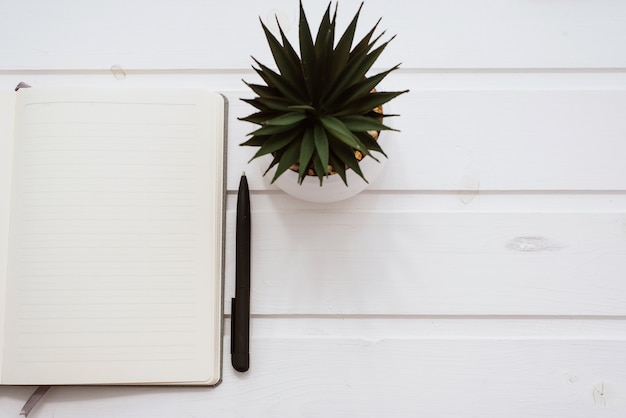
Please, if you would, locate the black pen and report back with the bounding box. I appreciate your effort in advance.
[231,172,251,372]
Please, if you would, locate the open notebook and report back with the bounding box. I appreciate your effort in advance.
[0,87,226,386]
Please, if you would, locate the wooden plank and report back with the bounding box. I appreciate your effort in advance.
[14,335,626,417]
[231,89,626,192]
[241,317,626,339]
[1,0,626,70]
[2,76,625,192]
[222,194,626,316]
[0,1,624,416]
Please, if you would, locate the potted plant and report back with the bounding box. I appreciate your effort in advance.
[240,1,407,199]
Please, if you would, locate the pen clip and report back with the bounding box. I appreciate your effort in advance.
[230,298,236,355]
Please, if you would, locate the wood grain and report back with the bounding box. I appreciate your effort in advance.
[1,0,626,70]
[221,194,626,316]
[9,334,626,418]
[231,88,626,191]
[1,0,626,416]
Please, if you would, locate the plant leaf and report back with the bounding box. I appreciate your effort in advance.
[249,122,301,137]
[328,151,348,185]
[330,139,368,182]
[240,135,270,147]
[349,17,382,59]
[348,35,395,80]
[338,64,401,104]
[252,96,294,112]
[312,153,326,185]
[252,58,305,103]
[320,116,361,150]
[336,90,409,116]
[277,18,306,88]
[271,137,302,183]
[243,81,279,98]
[313,122,330,174]
[248,128,303,161]
[325,36,393,107]
[329,3,363,85]
[315,3,334,47]
[298,0,316,99]
[262,152,281,176]
[313,3,335,101]
[239,111,280,125]
[263,112,307,126]
[298,127,315,183]
[355,131,386,158]
[260,18,304,97]
[240,97,271,112]
[339,115,395,132]
[288,104,317,112]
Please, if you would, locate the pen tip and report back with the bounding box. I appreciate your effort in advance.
[242,171,246,177]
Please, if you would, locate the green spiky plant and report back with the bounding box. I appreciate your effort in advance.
[240,1,408,185]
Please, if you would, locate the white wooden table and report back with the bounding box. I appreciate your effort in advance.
[2,1,626,416]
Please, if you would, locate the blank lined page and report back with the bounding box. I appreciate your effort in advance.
[0,90,17,380]
[2,88,224,385]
